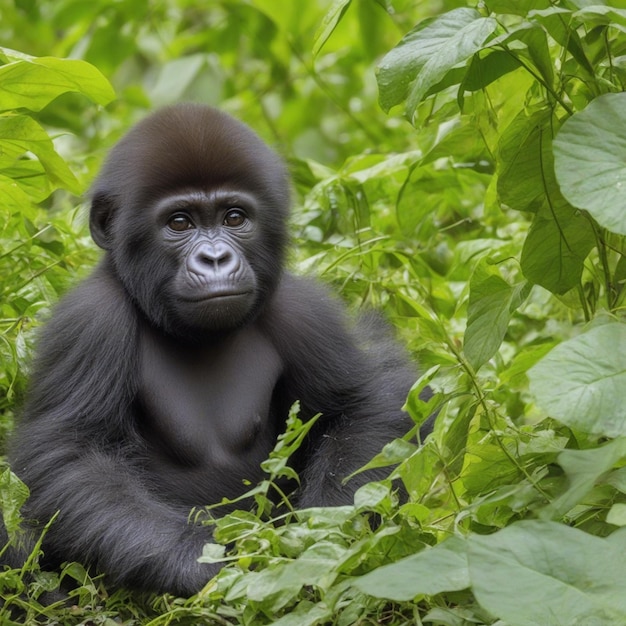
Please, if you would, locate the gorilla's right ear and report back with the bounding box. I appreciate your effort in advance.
[90,190,117,250]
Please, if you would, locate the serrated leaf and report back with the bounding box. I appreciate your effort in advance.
[528,323,626,437]
[376,8,496,119]
[554,92,626,236]
[0,469,29,534]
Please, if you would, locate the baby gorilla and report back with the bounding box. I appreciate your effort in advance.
[4,104,422,596]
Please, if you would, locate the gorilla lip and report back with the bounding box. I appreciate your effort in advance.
[180,289,252,302]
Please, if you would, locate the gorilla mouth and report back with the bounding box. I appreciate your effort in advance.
[181,289,252,303]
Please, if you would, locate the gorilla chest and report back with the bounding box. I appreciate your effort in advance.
[138,326,283,473]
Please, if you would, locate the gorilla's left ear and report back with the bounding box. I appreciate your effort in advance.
[90,190,116,250]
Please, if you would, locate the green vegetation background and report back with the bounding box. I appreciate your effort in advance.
[2,0,626,624]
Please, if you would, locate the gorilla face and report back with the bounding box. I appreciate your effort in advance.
[155,189,259,330]
[89,104,290,335]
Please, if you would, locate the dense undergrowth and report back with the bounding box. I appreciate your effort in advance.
[2,0,626,624]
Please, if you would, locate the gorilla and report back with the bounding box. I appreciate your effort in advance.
[3,104,426,596]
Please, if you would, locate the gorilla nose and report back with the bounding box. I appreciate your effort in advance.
[189,242,238,276]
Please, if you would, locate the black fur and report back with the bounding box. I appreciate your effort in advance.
[3,104,424,596]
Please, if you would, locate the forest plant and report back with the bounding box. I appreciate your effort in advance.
[2,1,626,624]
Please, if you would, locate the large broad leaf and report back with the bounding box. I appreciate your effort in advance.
[0,48,115,112]
[376,8,496,119]
[469,521,626,625]
[528,323,626,437]
[554,92,626,236]
[357,521,626,624]
[355,535,470,601]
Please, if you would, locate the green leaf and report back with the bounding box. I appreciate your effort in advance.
[359,520,626,624]
[376,8,496,119]
[541,439,626,518]
[355,535,469,600]
[271,602,332,626]
[198,542,227,563]
[531,7,595,76]
[460,49,522,94]
[312,0,352,56]
[554,92,626,236]
[1,160,53,202]
[469,521,626,624]
[150,55,210,105]
[497,108,554,213]
[498,109,596,294]
[520,194,595,294]
[573,6,626,31]
[464,258,531,370]
[0,115,80,193]
[0,50,115,112]
[488,0,551,15]
[245,541,346,610]
[0,174,34,212]
[607,503,626,527]
[0,469,29,534]
[498,343,555,387]
[503,22,554,88]
[528,323,626,437]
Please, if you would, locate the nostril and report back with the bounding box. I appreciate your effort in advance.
[196,243,233,267]
[189,242,238,275]
[199,248,231,267]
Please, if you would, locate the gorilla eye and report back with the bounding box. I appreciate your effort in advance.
[223,209,247,228]
[167,214,194,232]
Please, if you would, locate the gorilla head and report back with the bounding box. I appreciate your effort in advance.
[89,104,290,333]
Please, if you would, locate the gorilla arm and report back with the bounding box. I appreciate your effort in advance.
[262,274,416,508]
[9,261,215,595]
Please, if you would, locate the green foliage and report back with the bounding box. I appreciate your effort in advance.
[2,0,626,623]
[0,48,113,446]
[357,521,626,623]
[554,92,626,236]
